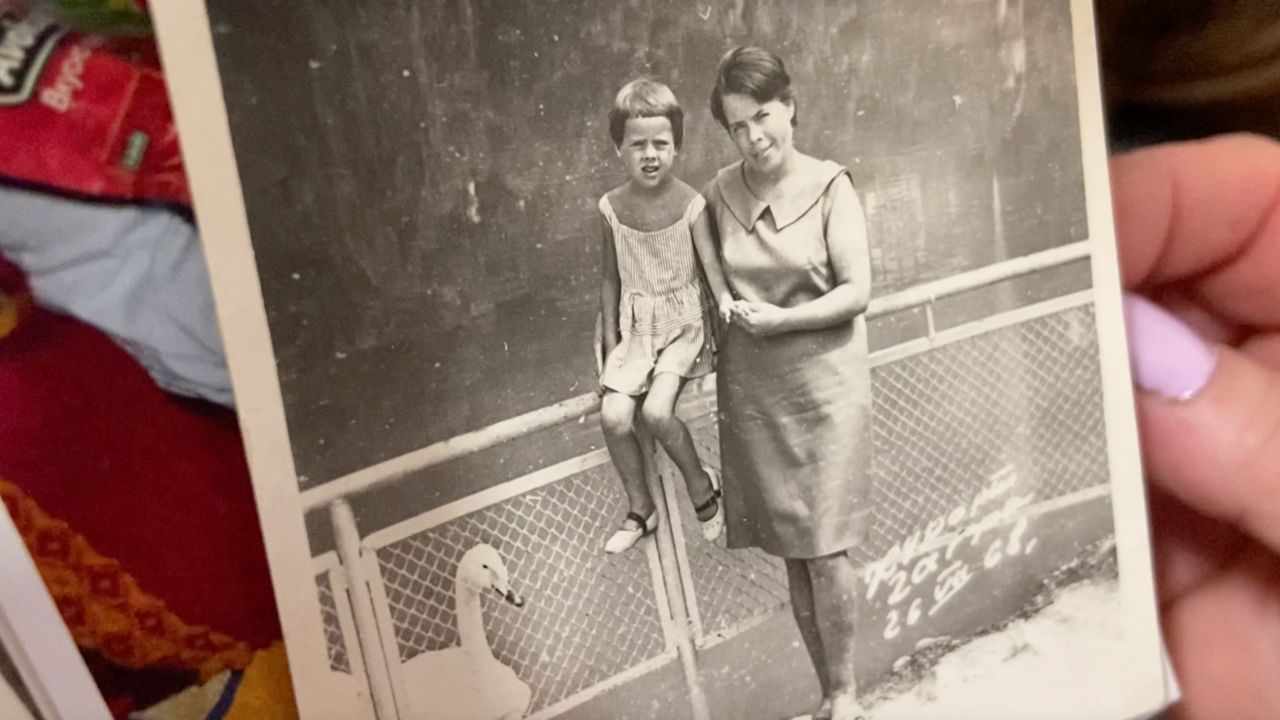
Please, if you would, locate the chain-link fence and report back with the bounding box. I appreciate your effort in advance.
[314,297,1112,717]
[660,416,792,646]
[661,302,1107,645]
[316,570,353,674]
[855,302,1105,564]
[372,462,672,715]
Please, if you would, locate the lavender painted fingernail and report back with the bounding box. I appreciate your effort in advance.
[1123,293,1218,401]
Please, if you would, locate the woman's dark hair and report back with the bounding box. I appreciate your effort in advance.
[608,78,685,150]
[710,46,797,130]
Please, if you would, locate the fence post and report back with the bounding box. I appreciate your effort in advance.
[638,427,712,720]
[332,499,400,720]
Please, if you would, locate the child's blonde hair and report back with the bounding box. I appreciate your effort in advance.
[608,78,684,150]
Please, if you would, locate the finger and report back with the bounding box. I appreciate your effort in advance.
[1111,134,1280,327]
[1240,332,1280,372]
[1163,548,1280,720]
[1149,486,1247,605]
[1126,294,1280,554]
[1148,284,1244,346]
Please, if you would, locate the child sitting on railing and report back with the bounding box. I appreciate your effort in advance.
[594,78,734,554]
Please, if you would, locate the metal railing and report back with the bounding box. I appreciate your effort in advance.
[304,240,1104,719]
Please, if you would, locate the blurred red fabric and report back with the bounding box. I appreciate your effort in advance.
[0,253,279,649]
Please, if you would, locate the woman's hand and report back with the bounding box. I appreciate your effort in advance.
[1113,134,1280,720]
[730,301,789,337]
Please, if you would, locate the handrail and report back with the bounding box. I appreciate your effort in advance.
[866,240,1088,316]
[300,239,1091,511]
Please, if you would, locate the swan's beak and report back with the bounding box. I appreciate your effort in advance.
[494,586,525,608]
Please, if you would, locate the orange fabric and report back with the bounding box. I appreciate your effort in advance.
[224,642,300,720]
[0,287,32,339]
[0,479,253,680]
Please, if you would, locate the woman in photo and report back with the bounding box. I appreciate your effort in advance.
[703,46,874,720]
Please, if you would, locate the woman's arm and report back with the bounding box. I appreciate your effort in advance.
[690,206,735,321]
[736,175,870,336]
[599,212,622,359]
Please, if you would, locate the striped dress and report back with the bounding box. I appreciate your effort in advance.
[598,193,714,396]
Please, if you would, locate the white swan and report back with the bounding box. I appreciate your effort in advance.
[400,544,531,720]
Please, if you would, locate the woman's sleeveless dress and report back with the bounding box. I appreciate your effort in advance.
[704,158,873,559]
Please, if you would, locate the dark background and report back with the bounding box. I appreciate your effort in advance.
[205,0,1086,543]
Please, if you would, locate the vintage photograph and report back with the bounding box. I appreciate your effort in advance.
[0,636,39,720]
[152,0,1170,718]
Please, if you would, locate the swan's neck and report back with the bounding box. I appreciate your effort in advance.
[455,584,494,660]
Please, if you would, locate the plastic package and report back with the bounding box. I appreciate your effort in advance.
[0,9,187,205]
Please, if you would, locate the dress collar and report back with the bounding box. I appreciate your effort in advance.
[714,155,847,232]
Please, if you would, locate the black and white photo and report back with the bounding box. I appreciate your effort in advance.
[152,1,1173,718]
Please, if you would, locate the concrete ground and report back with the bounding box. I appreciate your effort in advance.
[559,576,1169,720]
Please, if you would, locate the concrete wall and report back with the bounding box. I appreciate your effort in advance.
[205,0,1086,542]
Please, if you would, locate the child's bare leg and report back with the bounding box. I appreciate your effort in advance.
[640,373,716,519]
[600,391,653,525]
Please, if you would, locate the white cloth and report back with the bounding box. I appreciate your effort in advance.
[0,186,232,406]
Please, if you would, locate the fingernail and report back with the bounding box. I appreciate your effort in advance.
[1123,292,1217,400]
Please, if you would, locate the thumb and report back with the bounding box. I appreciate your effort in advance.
[1125,293,1280,554]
